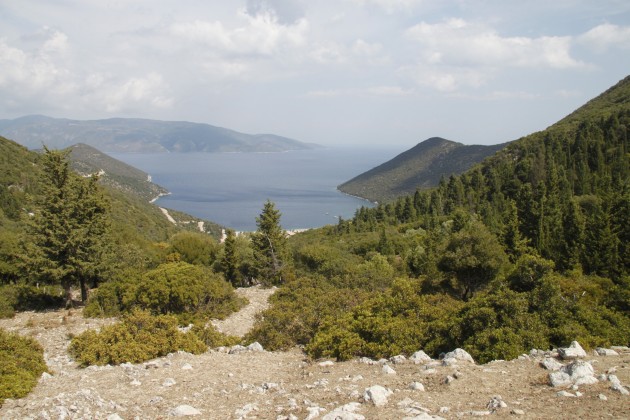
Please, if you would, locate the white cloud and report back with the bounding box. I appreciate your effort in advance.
[307,85,412,97]
[169,9,308,57]
[579,23,630,52]
[406,18,584,69]
[398,64,488,92]
[350,0,424,14]
[101,73,173,113]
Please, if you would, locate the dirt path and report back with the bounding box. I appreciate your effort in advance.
[211,285,276,337]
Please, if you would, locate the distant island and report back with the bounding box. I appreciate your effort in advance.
[0,115,319,153]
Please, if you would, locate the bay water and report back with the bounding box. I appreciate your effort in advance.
[111,147,400,231]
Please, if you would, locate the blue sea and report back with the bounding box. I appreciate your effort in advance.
[110,147,400,231]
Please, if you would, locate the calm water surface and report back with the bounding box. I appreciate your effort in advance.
[111,147,400,231]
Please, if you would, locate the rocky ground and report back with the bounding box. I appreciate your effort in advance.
[0,286,628,420]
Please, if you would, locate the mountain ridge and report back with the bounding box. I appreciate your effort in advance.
[338,137,506,203]
[0,115,318,153]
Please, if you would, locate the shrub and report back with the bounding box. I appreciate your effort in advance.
[0,328,48,406]
[0,284,65,318]
[69,310,207,366]
[84,262,246,322]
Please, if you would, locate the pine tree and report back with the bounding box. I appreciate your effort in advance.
[25,147,110,305]
[220,228,241,286]
[251,200,287,285]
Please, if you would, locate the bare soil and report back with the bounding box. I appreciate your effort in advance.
[1,287,628,419]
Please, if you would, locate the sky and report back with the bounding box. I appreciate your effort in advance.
[1,1,629,148]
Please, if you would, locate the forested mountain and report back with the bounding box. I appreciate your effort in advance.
[68,143,168,202]
[338,137,506,202]
[0,115,318,153]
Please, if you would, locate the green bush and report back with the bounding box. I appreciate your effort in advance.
[0,284,65,318]
[84,262,246,322]
[0,328,48,406]
[306,278,462,361]
[69,310,207,366]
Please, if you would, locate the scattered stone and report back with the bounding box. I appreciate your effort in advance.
[608,375,630,395]
[322,402,364,420]
[358,357,377,365]
[442,348,475,365]
[181,363,193,370]
[144,361,159,369]
[390,355,407,364]
[170,405,201,416]
[106,414,124,420]
[511,408,525,415]
[235,403,258,418]
[540,357,564,371]
[468,410,492,416]
[306,406,327,419]
[402,413,445,420]
[247,342,264,352]
[486,395,507,411]
[229,345,247,354]
[363,385,393,407]
[453,371,464,379]
[549,360,597,387]
[439,407,450,414]
[517,354,530,361]
[409,382,425,391]
[130,379,141,386]
[162,378,177,387]
[40,372,53,381]
[318,360,335,367]
[557,391,576,397]
[382,364,397,375]
[595,348,619,357]
[444,375,456,384]
[410,350,432,364]
[558,341,587,360]
[598,394,608,401]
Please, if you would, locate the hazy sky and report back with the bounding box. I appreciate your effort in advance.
[1,1,629,147]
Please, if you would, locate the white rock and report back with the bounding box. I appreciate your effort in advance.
[162,378,177,387]
[229,345,247,354]
[306,406,327,420]
[106,414,124,420]
[549,360,597,387]
[363,385,393,407]
[595,348,620,356]
[382,364,397,375]
[235,403,258,418]
[511,409,525,415]
[181,363,193,370]
[444,375,456,384]
[319,360,335,367]
[558,341,587,360]
[608,375,630,395]
[557,391,576,397]
[390,355,407,364]
[358,357,377,365]
[409,382,425,391]
[486,395,507,410]
[402,413,445,420]
[598,394,608,400]
[540,357,564,371]
[322,402,364,420]
[247,342,264,352]
[170,405,201,416]
[144,361,159,369]
[442,348,475,365]
[40,372,53,381]
[130,379,141,386]
[410,350,432,364]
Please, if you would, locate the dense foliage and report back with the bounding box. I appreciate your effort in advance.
[0,328,47,406]
[69,310,210,366]
[84,262,246,323]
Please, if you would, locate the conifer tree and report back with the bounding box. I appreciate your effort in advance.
[251,200,287,285]
[220,228,241,286]
[25,147,110,305]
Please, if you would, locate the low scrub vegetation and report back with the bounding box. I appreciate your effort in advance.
[70,309,237,366]
[0,328,48,406]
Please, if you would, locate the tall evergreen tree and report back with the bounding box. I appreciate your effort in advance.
[220,228,241,286]
[251,200,287,285]
[25,147,110,305]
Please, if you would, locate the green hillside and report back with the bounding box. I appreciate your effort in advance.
[0,116,318,153]
[338,137,506,202]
